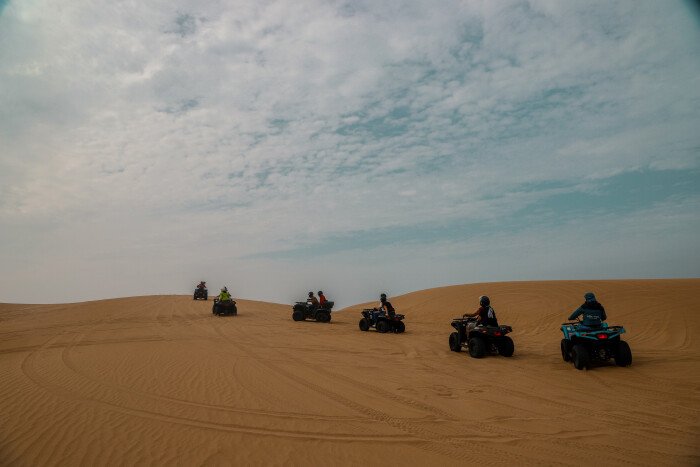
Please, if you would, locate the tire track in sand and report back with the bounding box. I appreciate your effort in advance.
[212,314,539,464]
[20,297,405,442]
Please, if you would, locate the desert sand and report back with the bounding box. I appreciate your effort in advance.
[1,279,698,466]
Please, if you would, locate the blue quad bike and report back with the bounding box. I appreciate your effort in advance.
[449,317,514,358]
[193,287,208,300]
[560,320,632,370]
[359,308,405,333]
[212,298,237,316]
[292,301,334,323]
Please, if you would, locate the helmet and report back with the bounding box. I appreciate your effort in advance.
[318,291,323,295]
[308,292,314,297]
[479,295,490,306]
[584,292,596,302]
[380,293,387,302]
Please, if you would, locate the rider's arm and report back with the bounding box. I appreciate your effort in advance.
[568,307,583,321]
[600,307,607,321]
[463,308,479,318]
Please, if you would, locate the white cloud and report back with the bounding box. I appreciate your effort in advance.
[0,0,698,302]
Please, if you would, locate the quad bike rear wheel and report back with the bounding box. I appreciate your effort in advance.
[572,344,589,370]
[394,321,405,333]
[376,320,389,333]
[468,337,486,358]
[316,311,331,323]
[449,332,461,352]
[359,318,370,331]
[497,336,514,357]
[614,340,632,367]
[560,339,572,362]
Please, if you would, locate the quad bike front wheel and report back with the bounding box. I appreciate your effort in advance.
[358,318,370,331]
[292,311,304,321]
[614,340,632,367]
[449,332,461,352]
[572,344,589,370]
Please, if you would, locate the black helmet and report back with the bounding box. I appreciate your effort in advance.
[479,295,490,306]
[318,291,323,295]
[308,291,314,297]
[380,293,387,302]
[584,292,596,302]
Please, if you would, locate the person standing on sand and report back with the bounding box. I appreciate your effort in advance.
[568,292,607,328]
[463,295,499,327]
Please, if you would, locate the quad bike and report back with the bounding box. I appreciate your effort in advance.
[193,287,208,300]
[292,301,334,323]
[449,317,514,358]
[560,319,631,370]
[358,308,405,333]
[212,298,237,316]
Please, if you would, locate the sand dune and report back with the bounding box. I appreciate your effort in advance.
[1,279,698,466]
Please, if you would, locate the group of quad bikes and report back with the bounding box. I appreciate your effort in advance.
[291,297,406,333]
[196,284,632,371]
[447,315,632,370]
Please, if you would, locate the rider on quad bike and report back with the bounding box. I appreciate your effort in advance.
[560,292,631,369]
[358,293,405,333]
[218,287,232,301]
[307,292,319,308]
[463,295,498,327]
[193,281,208,300]
[449,296,513,358]
[292,291,333,322]
[379,293,396,318]
[568,292,607,328]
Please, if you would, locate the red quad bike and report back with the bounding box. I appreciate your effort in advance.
[449,317,514,358]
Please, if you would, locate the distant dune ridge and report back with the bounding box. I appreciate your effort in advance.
[1,279,698,466]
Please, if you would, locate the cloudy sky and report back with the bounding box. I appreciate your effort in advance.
[1,0,699,305]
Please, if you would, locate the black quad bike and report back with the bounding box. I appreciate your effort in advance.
[292,301,334,323]
[193,287,208,300]
[212,298,237,316]
[449,317,514,358]
[358,308,405,333]
[560,320,632,370]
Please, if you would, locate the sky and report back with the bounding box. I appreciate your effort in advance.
[1,0,699,306]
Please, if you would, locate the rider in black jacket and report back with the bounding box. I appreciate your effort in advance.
[568,292,607,328]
